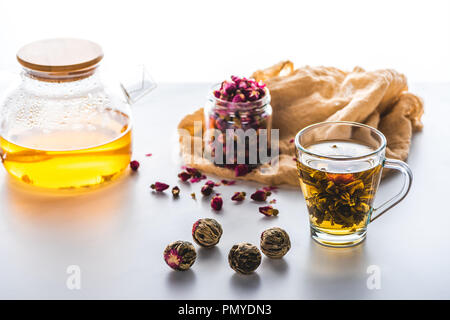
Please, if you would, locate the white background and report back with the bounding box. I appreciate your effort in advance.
[0,0,449,83]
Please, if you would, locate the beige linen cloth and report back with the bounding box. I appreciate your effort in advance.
[178,61,424,186]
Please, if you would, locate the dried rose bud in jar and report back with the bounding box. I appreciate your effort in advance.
[228,243,262,274]
[192,218,223,247]
[205,76,273,176]
[260,227,291,259]
[163,241,197,271]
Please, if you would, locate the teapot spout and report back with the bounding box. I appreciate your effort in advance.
[120,65,157,105]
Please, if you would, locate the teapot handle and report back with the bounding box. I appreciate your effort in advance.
[119,65,157,105]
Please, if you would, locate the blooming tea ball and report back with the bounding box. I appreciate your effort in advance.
[192,218,223,247]
[260,227,291,259]
[163,241,197,271]
[228,243,261,274]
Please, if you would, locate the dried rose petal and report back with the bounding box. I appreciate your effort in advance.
[178,171,191,182]
[234,164,249,177]
[201,184,213,196]
[211,195,223,211]
[231,192,246,202]
[251,189,271,202]
[145,153,153,157]
[289,138,294,144]
[213,90,221,98]
[191,192,196,200]
[150,182,170,192]
[257,80,266,89]
[269,199,277,204]
[259,205,279,217]
[221,179,236,186]
[130,160,140,171]
[172,186,180,197]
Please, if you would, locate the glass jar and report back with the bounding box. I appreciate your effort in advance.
[0,38,154,190]
[204,85,273,174]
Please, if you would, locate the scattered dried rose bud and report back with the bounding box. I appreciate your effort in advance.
[191,192,196,200]
[259,205,279,217]
[201,184,213,196]
[260,227,291,259]
[172,186,180,197]
[186,167,201,178]
[211,195,223,211]
[231,192,246,202]
[234,164,249,177]
[178,171,191,182]
[151,182,169,192]
[163,241,197,271]
[250,189,271,201]
[221,179,236,185]
[205,180,220,187]
[129,160,140,171]
[289,138,294,144]
[192,218,223,247]
[190,174,207,183]
[228,243,261,274]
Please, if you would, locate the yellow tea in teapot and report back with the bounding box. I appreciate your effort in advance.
[0,111,131,190]
[297,140,382,235]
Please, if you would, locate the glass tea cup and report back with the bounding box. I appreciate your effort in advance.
[295,121,412,247]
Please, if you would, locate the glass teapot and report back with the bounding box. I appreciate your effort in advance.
[0,38,155,190]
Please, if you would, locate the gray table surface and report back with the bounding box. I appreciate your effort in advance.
[0,82,448,300]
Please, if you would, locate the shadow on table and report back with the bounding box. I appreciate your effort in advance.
[166,269,197,289]
[1,171,137,236]
[261,257,289,274]
[229,273,261,293]
[302,240,372,299]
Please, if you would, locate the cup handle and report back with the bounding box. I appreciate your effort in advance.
[370,158,413,223]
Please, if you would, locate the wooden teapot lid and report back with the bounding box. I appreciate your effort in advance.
[17,38,103,73]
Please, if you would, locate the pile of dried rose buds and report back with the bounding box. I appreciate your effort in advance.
[213,76,267,102]
[206,76,273,177]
